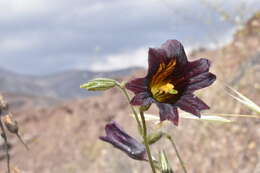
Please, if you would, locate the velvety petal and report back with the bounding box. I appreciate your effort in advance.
[185,72,216,92]
[175,94,208,117]
[161,40,188,68]
[156,103,179,125]
[183,58,211,79]
[147,40,188,78]
[170,58,211,85]
[125,78,148,94]
[130,92,154,106]
[100,121,146,160]
[147,48,167,78]
[177,94,210,111]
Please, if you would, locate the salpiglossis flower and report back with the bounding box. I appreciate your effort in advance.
[100,121,147,160]
[126,40,216,125]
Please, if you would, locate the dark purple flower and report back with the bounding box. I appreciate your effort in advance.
[126,40,216,125]
[100,121,146,160]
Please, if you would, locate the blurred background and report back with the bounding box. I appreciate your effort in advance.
[0,0,259,173]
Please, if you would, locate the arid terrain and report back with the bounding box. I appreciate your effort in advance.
[0,13,260,173]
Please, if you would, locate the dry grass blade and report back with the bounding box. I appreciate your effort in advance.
[131,113,232,124]
[225,85,260,114]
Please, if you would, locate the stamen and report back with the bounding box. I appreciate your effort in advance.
[151,83,178,101]
[158,83,174,93]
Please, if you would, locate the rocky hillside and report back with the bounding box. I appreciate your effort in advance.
[0,12,259,173]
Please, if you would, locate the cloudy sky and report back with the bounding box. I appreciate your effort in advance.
[0,0,259,75]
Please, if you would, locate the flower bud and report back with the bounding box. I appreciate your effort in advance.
[159,151,174,173]
[2,114,29,150]
[2,114,18,134]
[100,121,146,160]
[80,78,117,91]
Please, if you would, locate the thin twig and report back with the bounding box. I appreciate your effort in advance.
[16,133,29,151]
[0,120,10,173]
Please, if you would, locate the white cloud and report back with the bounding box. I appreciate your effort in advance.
[90,48,148,71]
[0,0,52,19]
[0,37,40,51]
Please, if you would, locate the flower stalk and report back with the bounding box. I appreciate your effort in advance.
[116,82,143,135]
[139,110,157,173]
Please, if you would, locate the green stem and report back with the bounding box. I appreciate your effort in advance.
[116,82,143,134]
[166,135,188,173]
[116,82,156,172]
[140,110,157,173]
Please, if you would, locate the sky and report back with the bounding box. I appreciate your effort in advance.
[0,0,259,75]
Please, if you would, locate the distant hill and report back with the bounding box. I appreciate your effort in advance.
[0,67,142,99]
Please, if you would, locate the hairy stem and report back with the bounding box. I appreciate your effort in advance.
[140,110,157,173]
[116,82,143,134]
[166,135,188,173]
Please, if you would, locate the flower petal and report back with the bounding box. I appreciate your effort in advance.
[156,103,179,125]
[171,58,211,85]
[177,94,210,111]
[175,94,209,117]
[161,39,188,68]
[147,40,188,78]
[130,92,154,106]
[125,78,148,94]
[183,58,211,78]
[186,72,216,92]
[147,48,167,78]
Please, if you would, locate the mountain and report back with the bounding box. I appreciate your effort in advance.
[0,67,142,99]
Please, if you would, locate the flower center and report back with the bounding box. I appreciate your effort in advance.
[151,83,178,102]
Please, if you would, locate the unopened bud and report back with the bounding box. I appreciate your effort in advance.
[2,114,29,150]
[147,131,164,145]
[2,114,18,134]
[159,151,174,173]
[80,78,117,91]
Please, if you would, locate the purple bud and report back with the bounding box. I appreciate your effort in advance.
[100,121,146,160]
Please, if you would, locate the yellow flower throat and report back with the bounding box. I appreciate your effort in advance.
[149,59,178,102]
[151,83,178,101]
